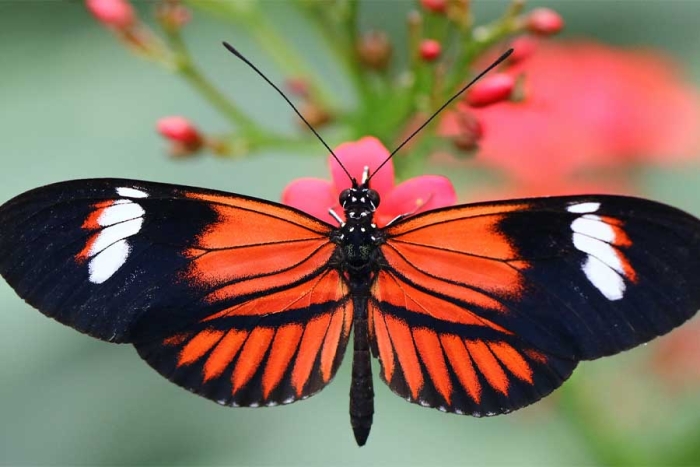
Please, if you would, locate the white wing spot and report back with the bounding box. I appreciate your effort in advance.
[567,202,600,213]
[117,187,148,198]
[582,255,625,300]
[87,218,144,258]
[571,216,616,243]
[97,201,145,227]
[569,205,627,300]
[88,239,131,284]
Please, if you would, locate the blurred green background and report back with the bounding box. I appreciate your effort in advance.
[1,1,700,465]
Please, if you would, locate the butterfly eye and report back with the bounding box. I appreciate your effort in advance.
[339,189,353,206]
[367,189,380,208]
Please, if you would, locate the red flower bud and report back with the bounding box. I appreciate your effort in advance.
[419,39,442,62]
[526,8,564,36]
[85,0,135,29]
[420,0,447,14]
[465,73,515,107]
[157,116,202,148]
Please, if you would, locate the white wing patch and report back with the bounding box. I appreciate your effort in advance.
[78,187,148,284]
[88,239,132,285]
[568,202,630,301]
[97,202,145,227]
[116,187,149,198]
[567,202,600,214]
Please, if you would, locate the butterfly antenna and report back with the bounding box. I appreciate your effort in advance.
[368,48,514,181]
[222,42,355,184]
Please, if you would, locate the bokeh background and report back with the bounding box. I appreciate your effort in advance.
[1,1,700,465]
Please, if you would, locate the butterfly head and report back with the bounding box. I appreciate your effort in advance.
[339,165,380,215]
[339,186,380,213]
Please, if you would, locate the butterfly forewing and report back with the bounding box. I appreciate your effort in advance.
[0,179,353,405]
[370,195,700,414]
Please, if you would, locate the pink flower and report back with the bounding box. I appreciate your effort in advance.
[85,0,135,30]
[441,40,700,182]
[282,137,456,226]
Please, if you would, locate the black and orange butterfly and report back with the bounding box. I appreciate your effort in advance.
[2,44,700,446]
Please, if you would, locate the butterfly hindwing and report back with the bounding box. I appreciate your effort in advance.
[136,268,353,407]
[370,195,700,414]
[0,178,353,404]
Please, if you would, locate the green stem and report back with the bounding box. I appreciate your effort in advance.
[186,0,338,111]
[161,25,267,137]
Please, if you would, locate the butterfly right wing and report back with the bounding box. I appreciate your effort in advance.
[0,179,353,406]
[369,195,700,416]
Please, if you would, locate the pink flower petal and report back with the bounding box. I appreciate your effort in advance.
[381,175,456,218]
[281,178,340,223]
[330,136,394,195]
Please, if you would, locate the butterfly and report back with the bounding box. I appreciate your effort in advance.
[2,44,700,446]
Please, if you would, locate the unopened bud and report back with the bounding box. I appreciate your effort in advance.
[157,116,203,151]
[156,1,191,31]
[526,8,564,36]
[357,30,392,71]
[465,73,515,107]
[298,103,332,129]
[85,0,135,29]
[420,0,447,14]
[419,39,442,62]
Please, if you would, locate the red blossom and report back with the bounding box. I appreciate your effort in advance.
[525,8,565,36]
[85,0,135,29]
[441,40,700,182]
[282,137,456,226]
[419,39,442,62]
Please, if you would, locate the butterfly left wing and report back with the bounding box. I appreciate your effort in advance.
[0,179,353,406]
[370,195,700,415]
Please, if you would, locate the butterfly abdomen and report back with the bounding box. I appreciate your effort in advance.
[349,292,374,447]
